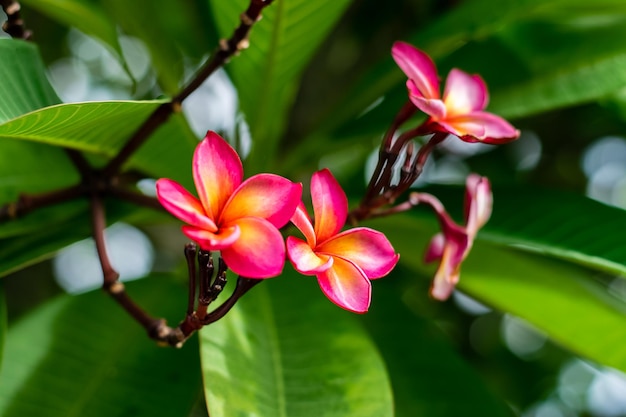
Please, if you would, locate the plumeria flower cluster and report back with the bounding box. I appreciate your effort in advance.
[384,41,517,298]
[156,131,399,313]
[354,41,517,298]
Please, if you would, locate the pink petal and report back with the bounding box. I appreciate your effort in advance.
[410,192,458,234]
[392,41,440,100]
[424,233,445,263]
[464,174,492,235]
[290,203,316,247]
[220,174,302,228]
[286,236,333,274]
[220,217,286,278]
[430,246,460,301]
[316,227,399,279]
[407,80,447,120]
[442,69,488,115]
[181,225,240,251]
[155,178,218,231]
[317,256,372,313]
[311,169,348,243]
[445,112,519,143]
[193,132,243,220]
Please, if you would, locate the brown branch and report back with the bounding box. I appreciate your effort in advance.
[101,0,275,178]
[64,149,93,178]
[0,184,85,221]
[0,0,32,40]
[90,192,174,341]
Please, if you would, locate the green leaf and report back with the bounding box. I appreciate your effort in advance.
[200,270,393,417]
[370,214,626,374]
[0,283,6,372]
[363,280,513,416]
[0,40,79,221]
[0,277,202,417]
[489,20,626,118]
[20,0,124,64]
[0,40,60,122]
[209,0,352,172]
[0,101,198,188]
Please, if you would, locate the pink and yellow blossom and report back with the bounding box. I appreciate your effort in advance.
[286,169,399,313]
[156,131,302,278]
[411,174,492,300]
[392,41,519,144]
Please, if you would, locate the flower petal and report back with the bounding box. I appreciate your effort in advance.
[442,69,488,115]
[317,257,371,313]
[155,178,217,231]
[317,227,399,279]
[221,174,302,228]
[464,174,492,235]
[220,217,286,278]
[193,131,243,220]
[444,112,519,143]
[182,225,240,251]
[286,236,333,274]
[311,168,348,243]
[392,41,440,100]
[430,242,462,301]
[424,232,445,263]
[290,203,316,247]
[407,80,447,120]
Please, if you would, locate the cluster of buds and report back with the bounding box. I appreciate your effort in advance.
[156,40,519,315]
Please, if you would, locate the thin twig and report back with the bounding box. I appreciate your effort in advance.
[0,184,85,221]
[90,192,173,340]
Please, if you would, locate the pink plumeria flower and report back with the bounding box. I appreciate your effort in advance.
[411,174,492,300]
[392,41,520,144]
[286,169,399,313]
[156,131,302,278]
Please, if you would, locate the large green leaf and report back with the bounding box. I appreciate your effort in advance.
[0,283,5,372]
[363,279,513,417]
[0,277,202,417]
[0,40,80,227]
[209,0,352,172]
[200,269,393,417]
[0,40,60,122]
[370,214,626,374]
[489,20,626,118]
[0,101,198,188]
[20,0,122,58]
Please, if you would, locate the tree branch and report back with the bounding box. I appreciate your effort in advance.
[0,0,32,40]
